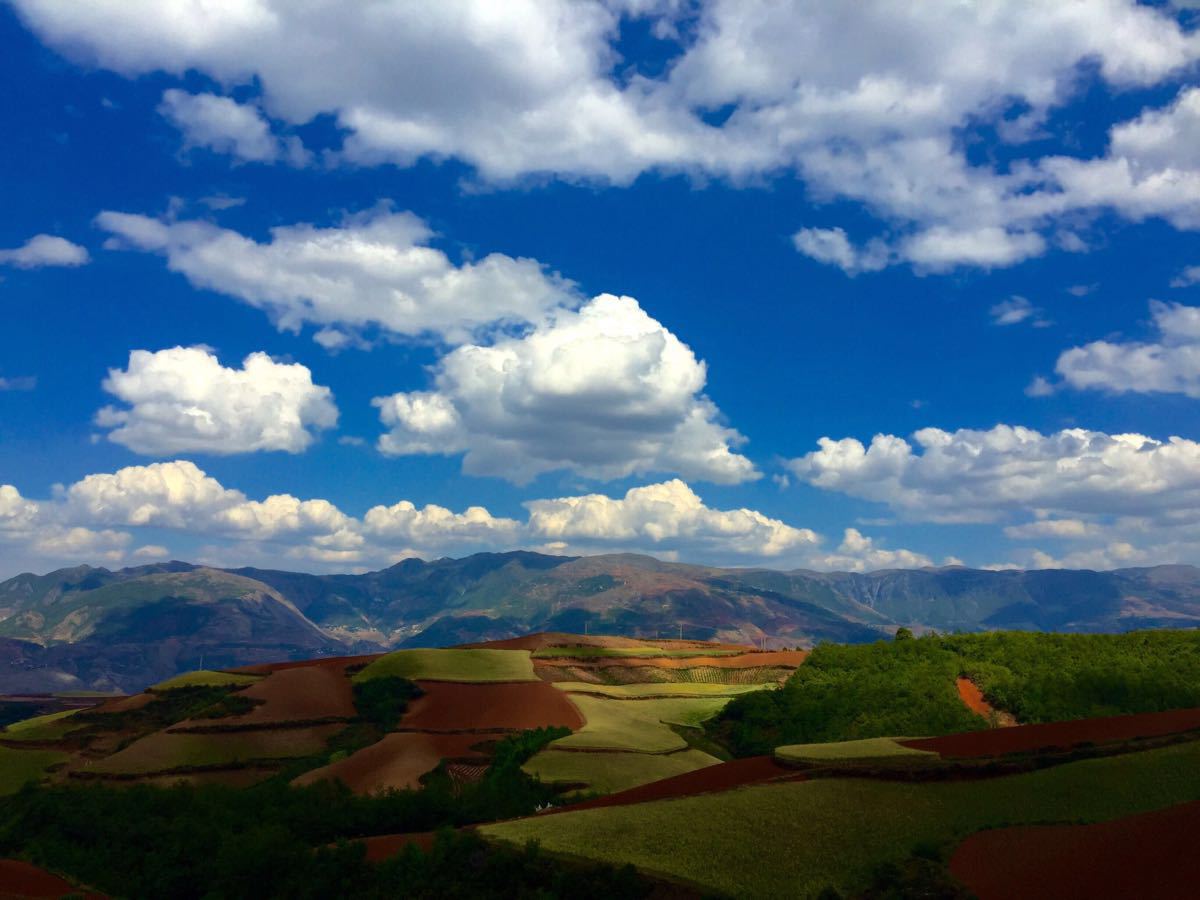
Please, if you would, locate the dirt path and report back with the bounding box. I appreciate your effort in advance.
[956,677,1017,727]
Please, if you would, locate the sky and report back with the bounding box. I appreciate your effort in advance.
[3,1,1200,577]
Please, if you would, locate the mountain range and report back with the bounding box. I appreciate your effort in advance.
[3,552,1200,693]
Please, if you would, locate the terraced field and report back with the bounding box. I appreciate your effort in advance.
[523,747,721,795]
[0,708,84,742]
[775,737,937,764]
[0,746,68,794]
[552,682,771,699]
[85,725,342,775]
[548,694,728,753]
[150,670,263,690]
[484,739,1200,899]
[354,648,537,683]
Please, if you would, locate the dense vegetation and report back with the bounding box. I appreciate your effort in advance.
[352,675,423,730]
[0,726,611,899]
[712,630,1200,755]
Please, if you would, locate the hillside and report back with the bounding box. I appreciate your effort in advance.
[2,553,1200,692]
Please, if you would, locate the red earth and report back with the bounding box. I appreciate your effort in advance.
[950,799,1200,899]
[399,680,585,732]
[0,859,105,899]
[231,653,382,675]
[199,664,357,726]
[292,731,495,794]
[558,755,805,813]
[954,677,1017,727]
[359,832,438,862]
[901,706,1200,758]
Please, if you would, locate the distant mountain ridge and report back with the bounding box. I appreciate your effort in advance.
[2,552,1200,692]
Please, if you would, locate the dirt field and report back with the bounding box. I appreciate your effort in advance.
[232,653,382,675]
[901,706,1200,757]
[399,681,584,732]
[951,799,1200,899]
[955,677,1017,727]
[177,665,357,728]
[85,725,342,775]
[535,650,807,671]
[359,832,438,861]
[558,755,802,812]
[0,859,105,899]
[293,731,494,794]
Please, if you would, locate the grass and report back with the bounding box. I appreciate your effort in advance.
[774,737,937,764]
[0,746,67,795]
[553,682,773,699]
[483,739,1200,899]
[150,671,262,691]
[532,647,743,659]
[550,695,732,753]
[86,726,341,775]
[523,748,722,795]
[352,649,536,683]
[1,708,84,742]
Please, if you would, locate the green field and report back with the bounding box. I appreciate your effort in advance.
[555,682,772,699]
[484,739,1200,899]
[0,747,68,795]
[353,648,536,683]
[532,646,742,659]
[86,726,340,775]
[151,670,263,691]
[523,747,721,795]
[1,708,84,742]
[551,694,732,753]
[775,737,937,764]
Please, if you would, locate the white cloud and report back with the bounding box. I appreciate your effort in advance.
[95,205,575,344]
[96,346,338,455]
[1025,375,1056,398]
[990,295,1049,327]
[1052,301,1200,397]
[806,528,934,573]
[17,1,1200,270]
[159,89,310,165]
[525,479,817,559]
[1172,265,1200,288]
[373,294,757,484]
[792,227,888,275]
[133,544,170,559]
[1067,284,1098,297]
[0,234,89,268]
[789,425,1200,525]
[1003,518,1098,540]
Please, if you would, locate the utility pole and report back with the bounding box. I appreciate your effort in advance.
[678,623,683,640]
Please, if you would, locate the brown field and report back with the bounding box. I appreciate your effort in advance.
[176,665,357,729]
[293,731,493,794]
[359,832,438,861]
[951,799,1200,900]
[399,680,584,732]
[89,693,154,715]
[231,653,382,675]
[902,706,1200,758]
[0,859,105,899]
[559,755,803,812]
[464,633,755,653]
[84,725,342,776]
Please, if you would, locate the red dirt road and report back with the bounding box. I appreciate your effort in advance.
[951,799,1200,899]
[559,755,804,812]
[0,859,105,899]
[902,706,1200,758]
[293,731,494,794]
[955,677,1017,727]
[399,680,585,732]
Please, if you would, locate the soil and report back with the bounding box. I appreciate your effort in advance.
[181,665,357,728]
[231,653,382,675]
[0,859,105,899]
[901,706,1200,758]
[534,650,808,671]
[359,832,438,861]
[399,680,585,732]
[292,731,496,795]
[557,755,804,812]
[955,677,1017,727]
[950,799,1200,899]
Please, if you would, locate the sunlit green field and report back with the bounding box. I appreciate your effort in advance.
[1,708,85,742]
[0,747,68,795]
[774,737,936,764]
[151,670,263,691]
[484,739,1200,899]
[553,682,771,699]
[353,648,536,683]
[550,694,731,753]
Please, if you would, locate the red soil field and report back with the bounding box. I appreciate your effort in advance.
[359,832,437,862]
[399,680,585,732]
[558,755,804,813]
[293,731,493,794]
[177,665,357,728]
[902,706,1200,758]
[90,693,154,715]
[231,653,381,675]
[0,859,105,899]
[464,633,755,653]
[533,650,808,671]
[950,799,1200,900]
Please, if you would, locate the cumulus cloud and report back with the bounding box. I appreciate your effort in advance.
[16,0,1200,270]
[792,227,889,275]
[96,205,575,344]
[1171,266,1200,288]
[159,89,310,165]
[0,234,89,268]
[373,294,757,484]
[1051,301,1200,397]
[96,346,338,455]
[789,425,1200,525]
[525,479,817,559]
[1,461,918,572]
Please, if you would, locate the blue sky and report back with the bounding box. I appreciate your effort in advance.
[3,1,1200,576]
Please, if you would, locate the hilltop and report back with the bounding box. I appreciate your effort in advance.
[2,552,1200,692]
